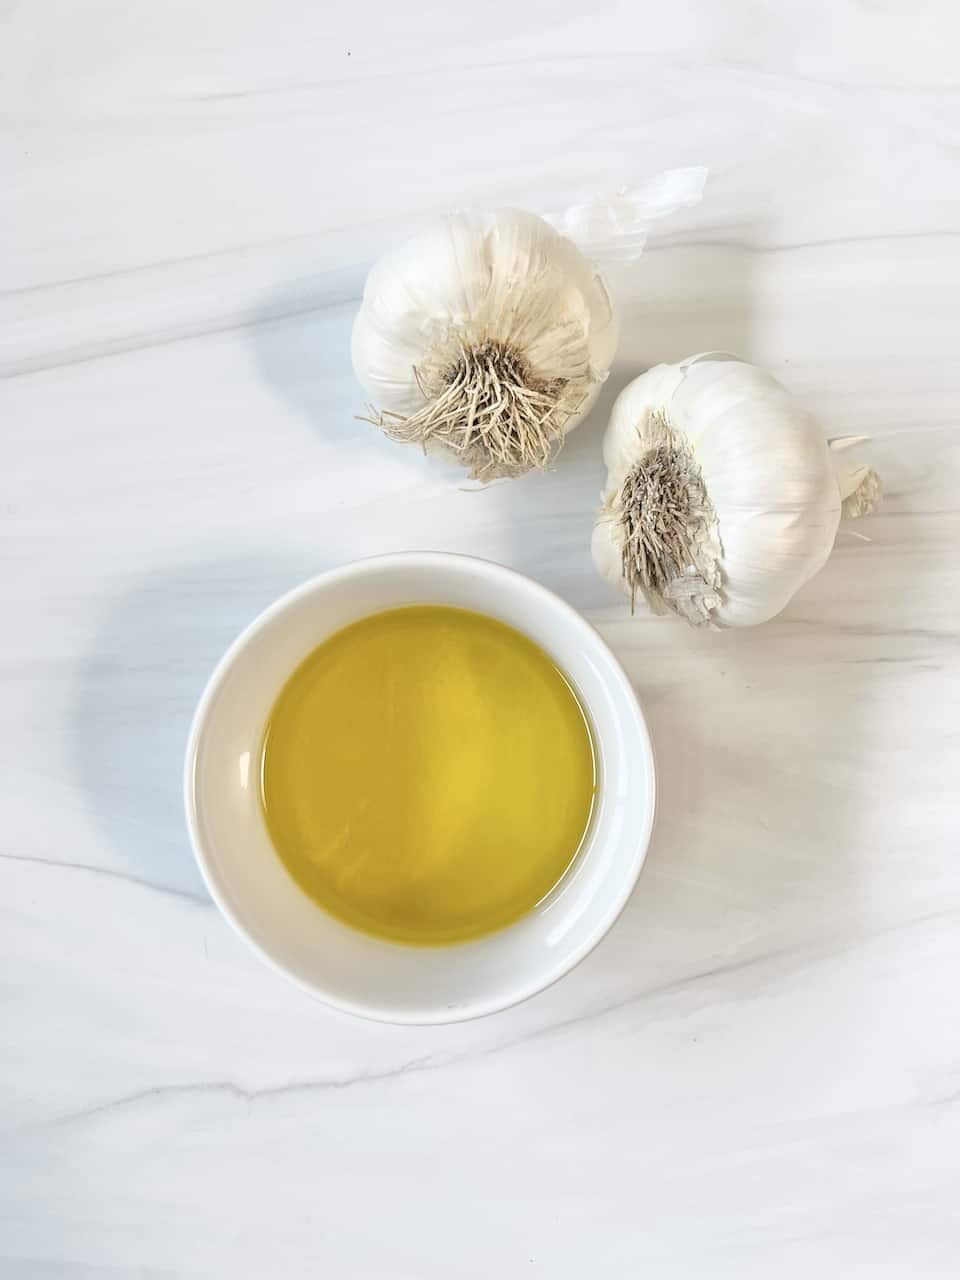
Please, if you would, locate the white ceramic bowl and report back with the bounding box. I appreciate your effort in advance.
[184,553,655,1024]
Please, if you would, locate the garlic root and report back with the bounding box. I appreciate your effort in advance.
[364,336,590,480]
[605,410,722,625]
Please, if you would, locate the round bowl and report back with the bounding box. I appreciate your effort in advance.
[184,552,655,1024]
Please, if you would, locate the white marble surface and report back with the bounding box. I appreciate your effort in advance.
[3,2,960,1276]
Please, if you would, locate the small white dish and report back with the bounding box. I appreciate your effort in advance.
[184,552,655,1024]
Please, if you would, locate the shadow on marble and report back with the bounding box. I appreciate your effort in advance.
[614,228,761,371]
[250,289,361,440]
[249,288,454,499]
[69,551,340,901]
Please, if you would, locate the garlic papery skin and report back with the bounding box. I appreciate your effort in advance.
[592,354,881,628]
[351,209,618,479]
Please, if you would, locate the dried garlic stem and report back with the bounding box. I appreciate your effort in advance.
[364,338,590,480]
[828,436,883,519]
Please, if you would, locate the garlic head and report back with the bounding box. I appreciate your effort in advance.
[592,354,881,627]
[352,209,618,479]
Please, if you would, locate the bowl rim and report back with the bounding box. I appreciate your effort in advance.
[183,551,656,1024]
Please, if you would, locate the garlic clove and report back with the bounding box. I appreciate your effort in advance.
[601,363,684,483]
[669,357,788,448]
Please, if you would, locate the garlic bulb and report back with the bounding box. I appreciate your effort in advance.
[352,209,618,479]
[592,353,881,627]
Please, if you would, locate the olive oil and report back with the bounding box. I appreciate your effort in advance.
[259,605,596,945]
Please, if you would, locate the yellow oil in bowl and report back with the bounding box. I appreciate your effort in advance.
[259,605,596,945]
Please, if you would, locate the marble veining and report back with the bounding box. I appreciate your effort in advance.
[3,2,960,1276]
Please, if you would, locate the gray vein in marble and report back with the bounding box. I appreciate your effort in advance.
[34,1055,442,1132]
[4,228,957,308]
[32,907,958,1136]
[1,229,335,299]
[0,851,209,906]
[784,619,958,644]
[646,229,960,255]
[159,50,960,99]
